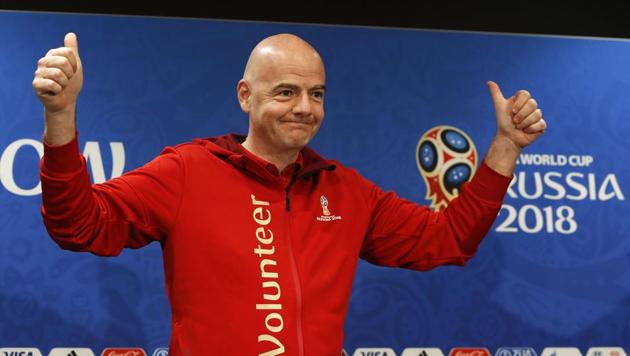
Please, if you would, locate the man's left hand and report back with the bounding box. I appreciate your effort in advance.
[487,80,547,150]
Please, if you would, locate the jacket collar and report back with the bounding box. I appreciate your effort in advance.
[195,134,336,182]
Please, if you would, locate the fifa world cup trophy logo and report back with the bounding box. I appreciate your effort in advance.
[416,125,477,211]
[320,195,331,216]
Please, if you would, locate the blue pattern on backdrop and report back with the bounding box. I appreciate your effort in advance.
[0,11,628,354]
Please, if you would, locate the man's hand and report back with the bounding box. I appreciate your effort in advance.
[32,32,83,145]
[484,81,547,176]
[488,80,546,149]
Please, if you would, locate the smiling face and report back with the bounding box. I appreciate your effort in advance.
[237,34,326,155]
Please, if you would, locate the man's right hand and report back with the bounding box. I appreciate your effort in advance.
[32,32,83,145]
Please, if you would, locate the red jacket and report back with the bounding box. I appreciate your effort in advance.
[40,133,511,355]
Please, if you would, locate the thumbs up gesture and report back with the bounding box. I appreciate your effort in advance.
[32,33,83,114]
[487,81,547,149]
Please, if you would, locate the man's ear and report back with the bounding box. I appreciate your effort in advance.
[237,79,251,113]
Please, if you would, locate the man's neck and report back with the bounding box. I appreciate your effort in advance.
[242,138,299,173]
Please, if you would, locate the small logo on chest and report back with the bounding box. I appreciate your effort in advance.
[316,195,342,221]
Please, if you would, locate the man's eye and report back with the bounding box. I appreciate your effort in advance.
[279,90,293,96]
[312,91,324,99]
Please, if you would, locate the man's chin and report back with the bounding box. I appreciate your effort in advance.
[282,135,312,150]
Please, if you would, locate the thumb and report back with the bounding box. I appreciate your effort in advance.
[64,32,79,54]
[486,80,506,107]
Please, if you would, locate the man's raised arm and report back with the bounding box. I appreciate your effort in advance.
[32,33,183,256]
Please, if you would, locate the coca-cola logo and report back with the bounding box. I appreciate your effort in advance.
[100,348,146,356]
[450,348,491,356]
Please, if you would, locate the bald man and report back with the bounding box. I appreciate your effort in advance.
[34,33,545,355]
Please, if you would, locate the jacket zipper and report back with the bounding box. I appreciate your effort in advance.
[284,174,295,212]
[283,179,304,356]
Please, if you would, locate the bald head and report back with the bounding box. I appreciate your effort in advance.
[236,33,327,159]
[243,33,325,84]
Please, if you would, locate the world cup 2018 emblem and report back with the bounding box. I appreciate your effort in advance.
[416,125,477,211]
[320,195,331,216]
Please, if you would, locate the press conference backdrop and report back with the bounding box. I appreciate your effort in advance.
[0,10,628,355]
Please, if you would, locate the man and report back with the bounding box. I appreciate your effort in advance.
[33,32,546,355]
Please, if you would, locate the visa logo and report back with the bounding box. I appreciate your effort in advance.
[0,347,42,356]
[353,348,397,356]
[0,349,42,356]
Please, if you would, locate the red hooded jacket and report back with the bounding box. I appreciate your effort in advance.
[40,133,511,355]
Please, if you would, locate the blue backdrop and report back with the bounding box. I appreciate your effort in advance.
[0,10,628,356]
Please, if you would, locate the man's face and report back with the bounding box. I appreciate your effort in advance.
[242,51,326,152]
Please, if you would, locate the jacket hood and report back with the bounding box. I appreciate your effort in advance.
[191,133,336,182]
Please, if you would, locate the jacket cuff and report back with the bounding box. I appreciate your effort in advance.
[42,134,82,174]
[467,161,513,203]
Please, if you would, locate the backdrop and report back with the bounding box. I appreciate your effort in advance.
[0,10,628,356]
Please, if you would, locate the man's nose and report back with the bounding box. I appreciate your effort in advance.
[292,92,312,116]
